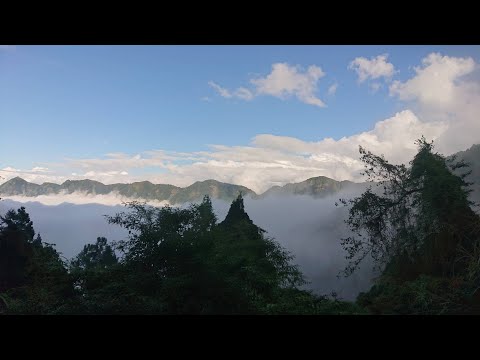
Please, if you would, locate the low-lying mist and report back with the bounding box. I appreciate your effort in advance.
[2,192,170,207]
[0,187,376,301]
[0,200,129,261]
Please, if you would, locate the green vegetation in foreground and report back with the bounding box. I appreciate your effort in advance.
[0,194,358,314]
[337,137,480,314]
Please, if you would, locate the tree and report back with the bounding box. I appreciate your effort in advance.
[0,206,75,314]
[102,195,307,314]
[0,206,37,292]
[70,237,118,271]
[338,137,478,278]
[0,223,32,292]
[0,207,35,243]
[215,193,306,312]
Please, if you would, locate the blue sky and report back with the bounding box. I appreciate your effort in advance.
[1,45,480,192]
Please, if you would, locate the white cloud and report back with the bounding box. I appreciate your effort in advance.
[349,54,395,83]
[2,166,20,172]
[251,63,326,107]
[327,82,338,96]
[2,192,169,207]
[31,167,50,173]
[209,62,327,107]
[83,170,130,178]
[389,53,476,109]
[389,52,480,154]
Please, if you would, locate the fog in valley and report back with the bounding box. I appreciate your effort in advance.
[0,186,376,301]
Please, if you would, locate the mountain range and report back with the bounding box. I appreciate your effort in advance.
[0,176,358,205]
[1,144,478,205]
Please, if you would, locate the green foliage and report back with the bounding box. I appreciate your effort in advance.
[0,225,32,293]
[262,288,368,315]
[0,206,35,242]
[96,194,309,314]
[339,137,480,314]
[339,137,478,278]
[357,275,480,315]
[0,209,75,314]
[70,237,118,271]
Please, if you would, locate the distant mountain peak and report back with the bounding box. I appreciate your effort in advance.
[10,176,27,183]
[259,175,356,198]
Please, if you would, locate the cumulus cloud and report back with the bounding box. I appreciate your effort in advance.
[209,62,327,107]
[389,53,475,107]
[349,54,396,83]
[389,52,480,154]
[251,63,326,107]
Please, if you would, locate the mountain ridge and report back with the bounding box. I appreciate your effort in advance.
[0,177,257,205]
[0,175,359,204]
[2,144,478,205]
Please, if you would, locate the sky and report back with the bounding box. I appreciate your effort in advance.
[1,45,480,193]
